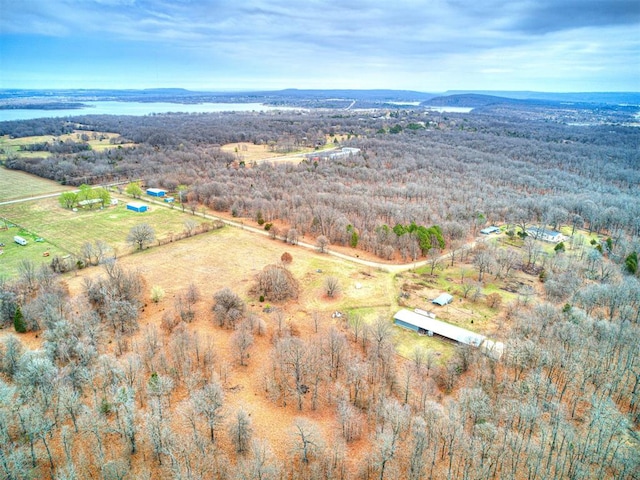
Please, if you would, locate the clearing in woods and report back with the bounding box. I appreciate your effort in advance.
[0,131,135,161]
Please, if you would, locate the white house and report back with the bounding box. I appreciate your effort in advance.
[526,226,563,243]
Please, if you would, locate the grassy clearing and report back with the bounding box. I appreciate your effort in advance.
[0,194,211,277]
[0,167,74,202]
[0,131,135,161]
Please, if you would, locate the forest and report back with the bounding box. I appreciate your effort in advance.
[0,102,639,479]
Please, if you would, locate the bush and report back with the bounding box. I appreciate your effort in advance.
[281,252,293,265]
[324,276,341,298]
[151,285,165,303]
[486,293,502,309]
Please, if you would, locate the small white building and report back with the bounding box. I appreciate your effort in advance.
[526,226,563,243]
[432,293,454,306]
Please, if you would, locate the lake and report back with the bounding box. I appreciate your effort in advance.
[0,101,294,122]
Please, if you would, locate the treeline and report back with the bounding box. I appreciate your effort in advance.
[19,139,91,154]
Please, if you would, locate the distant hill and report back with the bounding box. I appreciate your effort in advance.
[441,90,640,105]
[422,94,530,108]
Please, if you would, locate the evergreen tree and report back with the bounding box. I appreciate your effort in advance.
[625,252,638,275]
[13,305,26,333]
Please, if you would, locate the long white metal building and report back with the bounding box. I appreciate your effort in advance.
[393,309,504,359]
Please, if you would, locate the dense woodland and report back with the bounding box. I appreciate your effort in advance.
[3,108,640,257]
[0,105,639,479]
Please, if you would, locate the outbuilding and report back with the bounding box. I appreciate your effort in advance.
[146,188,167,197]
[432,293,454,306]
[480,226,500,235]
[393,309,504,359]
[394,309,485,346]
[126,202,148,213]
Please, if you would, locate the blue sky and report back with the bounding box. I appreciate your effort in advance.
[1,0,638,92]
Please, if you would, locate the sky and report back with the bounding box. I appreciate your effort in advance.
[0,0,639,92]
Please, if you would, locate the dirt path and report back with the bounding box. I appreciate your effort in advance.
[146,197,485,273]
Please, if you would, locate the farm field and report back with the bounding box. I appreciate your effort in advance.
[220,134,347,164]
[0,167,74,202]
[0,130,135,161]
[0,193,211,277]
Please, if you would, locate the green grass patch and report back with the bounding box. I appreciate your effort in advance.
[0,167,74,202]
[0,226,69,279]
[0,194,211,278]
[394,327,454,364]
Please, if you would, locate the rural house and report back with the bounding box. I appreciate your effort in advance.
[480,226,500,235]
[526,226,563,243]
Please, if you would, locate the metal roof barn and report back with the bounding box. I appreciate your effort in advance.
[394,309,485,346]
[126,202,148,212]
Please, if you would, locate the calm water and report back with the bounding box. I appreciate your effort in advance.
[0,101,293,121]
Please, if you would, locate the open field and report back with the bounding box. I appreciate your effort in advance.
[0,167,74,202]
[0,131,135,160]
[220,134,347,165]
[0,194,210,277]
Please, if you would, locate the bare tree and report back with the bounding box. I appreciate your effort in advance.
[251,264,299,302]
[324,276,341,298]
[127,223,156,250]
[184,219,198,237]
[212,288,245,329]
[426,248,443,275]
[231,322,254,366]
[228,408,253,454]
[291,417,324,464]
[473,249,495,282]
[316,235,330,253]
[192,379,224,444]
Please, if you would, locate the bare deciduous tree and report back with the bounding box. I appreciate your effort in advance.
[127,223,156,250]
[212,288,245,329]
[324,276,341,298]
[228,407,252,454]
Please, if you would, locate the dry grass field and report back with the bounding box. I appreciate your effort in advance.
[0,131,135,161]
[0,167,74,202]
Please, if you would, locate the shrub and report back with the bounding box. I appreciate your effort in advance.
[151,285,165,303]
[486,293,502,309]
[281,252,293,265]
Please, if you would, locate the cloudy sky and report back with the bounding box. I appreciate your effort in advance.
[1,0,638,92]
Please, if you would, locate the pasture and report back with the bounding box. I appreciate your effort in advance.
[0,194,210,278]
[0,130,135,161]
[0,167,74,202]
